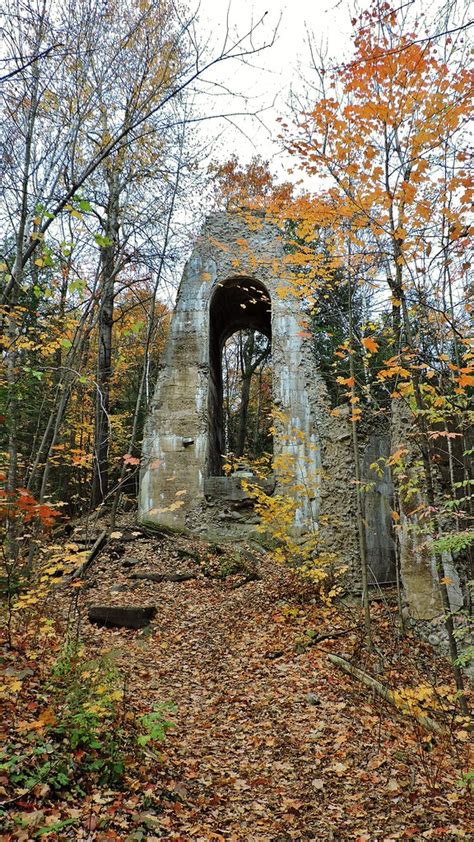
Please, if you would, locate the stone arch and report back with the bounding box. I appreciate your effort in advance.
[138,211,401,591]
[207,276,271,476]
[139,212,336,543]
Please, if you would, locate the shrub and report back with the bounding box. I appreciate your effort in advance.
[0,639,175,795]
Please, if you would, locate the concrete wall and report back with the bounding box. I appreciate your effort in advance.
[139,212,402,589]
[139,212,325,534]
[362,432,397,585]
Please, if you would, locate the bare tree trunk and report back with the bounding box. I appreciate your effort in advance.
[91,171,120,508]
[5,10,44,555]
[110,135,184,525]
[253,366,264,452]
[236,332,255,457]
[347,268,371,645]
[235,331,269,458]
[27,297,98,497]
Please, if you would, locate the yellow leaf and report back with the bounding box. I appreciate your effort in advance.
[17,718,45,732]
[456,730,469,741]
[109,690,123,701]
[39,707,56,726]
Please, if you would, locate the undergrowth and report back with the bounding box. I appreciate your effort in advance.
[1,634,175,801]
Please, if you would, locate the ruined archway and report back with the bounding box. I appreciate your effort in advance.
[207,277,271,476]
[138,211,400,592]
[139,211,329,542]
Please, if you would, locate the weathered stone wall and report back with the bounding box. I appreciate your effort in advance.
[361,424,397,586]
[139,212,396,584]
[390,400,444,620]
[139,212,325,532]
[390,400,474,678]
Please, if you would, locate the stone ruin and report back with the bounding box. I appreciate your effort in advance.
[138,211,471,673]
[139,211,397,589]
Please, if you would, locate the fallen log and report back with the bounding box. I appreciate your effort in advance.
[88,605,156,629]
[328,653,444,734]
[130,571,196,583]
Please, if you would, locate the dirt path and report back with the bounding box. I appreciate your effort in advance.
[76,533,470,841]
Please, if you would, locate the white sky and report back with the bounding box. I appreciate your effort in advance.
[192,0,354,171]
[157,0,355,300]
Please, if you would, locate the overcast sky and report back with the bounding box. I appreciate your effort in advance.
[192,0,354,170]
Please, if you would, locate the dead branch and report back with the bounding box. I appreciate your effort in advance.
[328,653,445,734]
[297,629,353,652]
[68,530,108,580]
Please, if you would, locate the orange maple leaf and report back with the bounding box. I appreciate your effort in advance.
[457,373,474,387]
[123,454,140,466]
[362,336,378,353]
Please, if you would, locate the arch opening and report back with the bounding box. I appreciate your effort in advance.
[222,328,272,462]
[208,277,271,475]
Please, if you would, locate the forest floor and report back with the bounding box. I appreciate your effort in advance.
[1,523,472,841]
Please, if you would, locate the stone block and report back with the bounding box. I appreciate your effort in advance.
[88,605,156,629]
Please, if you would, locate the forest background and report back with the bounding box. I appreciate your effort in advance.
[0,0,473,832]
[1,0,472,660]
[1,0,471,521]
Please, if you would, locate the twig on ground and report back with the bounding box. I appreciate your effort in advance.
[68,530,108,580]
[328,653,445,734]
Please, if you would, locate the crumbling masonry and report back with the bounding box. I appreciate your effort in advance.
[139,212,473,674]
[139,212,395,585]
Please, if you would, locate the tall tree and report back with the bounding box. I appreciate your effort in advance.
[281,0,472,701]
[223,329,271,459]
[1,0,276,518]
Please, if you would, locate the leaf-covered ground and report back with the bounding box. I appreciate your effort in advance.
[1,528,472,840]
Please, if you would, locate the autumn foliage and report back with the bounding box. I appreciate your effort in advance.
[0,0,473,837]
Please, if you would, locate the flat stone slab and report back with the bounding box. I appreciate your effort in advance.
[121,556,142,568]
[130,571,196,583]
[203,475,276,502]
[88,605,156,629]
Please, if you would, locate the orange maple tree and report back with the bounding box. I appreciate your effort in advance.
[273,0,473,699]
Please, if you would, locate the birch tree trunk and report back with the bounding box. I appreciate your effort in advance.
[91,171,121,507]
